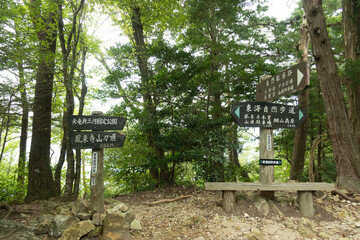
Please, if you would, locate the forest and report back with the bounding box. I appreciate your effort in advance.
[0,0,360,204]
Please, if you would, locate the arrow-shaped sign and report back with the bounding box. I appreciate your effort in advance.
[231,102,307,129]
[235,107,240,118]
[299,109,304,121]
[256,61,310,102]
[297,69,304,86]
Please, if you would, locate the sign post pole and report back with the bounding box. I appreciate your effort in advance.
[258,76,274,199]
[90,111,105,218]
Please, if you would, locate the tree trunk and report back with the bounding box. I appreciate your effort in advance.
[303,0,360,192]
[342,0,360,152]
[290,13,310,181]
[55,137,66,195]
[25,3,58,202]
[57,0,85,200]
[0,96,13,163]
[17,58,29,197]
[130,6,169,186]
[73,47,88,199]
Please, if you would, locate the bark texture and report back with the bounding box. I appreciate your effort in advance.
[303,0,360,192]
[25,1,58,202]
[290,13,310,181]
[343,0,360,152]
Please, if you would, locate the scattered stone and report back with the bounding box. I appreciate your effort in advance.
[75,212,91,220]
[49,215,79,238]
[283,218,297,229]
[0,218,43,240]
[269,201,284,217]
[194,237,205,240]
[34,218,52,235]
[92,213,106,226]
[86,226,103,238]
[106,201,129,213]
[319,231,332,239]
[298,223,317,239]
[59,220,95,240]
[72,199,90,216]
[130,219,142,231]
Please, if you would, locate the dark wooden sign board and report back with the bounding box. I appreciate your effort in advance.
[256,61,310,102]
[67,115,126,131]
[69,131,126,149]
[231,102,307,129]
[259,159,282,165]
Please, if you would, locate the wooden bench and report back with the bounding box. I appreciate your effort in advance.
[205,182,336,218]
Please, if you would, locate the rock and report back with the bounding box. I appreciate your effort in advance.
[72,199,90,215]
[194,237,205,240]
[34,218,52,235]
[102,211,135,239]
[269,200,283,217]
[253,195,269,216]
[102,230,131,240]
[86,226,103,238]
[130,219,142,231]
[92,212,106,226]
[283,218,297,229]
[192,215,207,224]
[49,215,79,238]
[57,204,73,216]
[106,200,129,213]
[59,220,95,240]
[0,218,43,240]
[298,223,317,239]
[180,217,194,226]
[75,212,91,220]
[319,231,332,239]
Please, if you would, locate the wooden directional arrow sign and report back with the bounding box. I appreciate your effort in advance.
[231,102,307,129]
[256,61,310,102]
[69,131,126,149]
[67,115,126,131]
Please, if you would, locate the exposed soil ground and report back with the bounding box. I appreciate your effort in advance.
[114,186,360,240]
[1,186,360,239]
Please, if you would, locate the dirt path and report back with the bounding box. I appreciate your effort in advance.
[115,186,360,240]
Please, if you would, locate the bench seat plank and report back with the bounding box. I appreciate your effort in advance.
[205,182,335,191]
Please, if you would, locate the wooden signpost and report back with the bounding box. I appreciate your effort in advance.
[231,102,307,129]
[68,111,127,217]
[231,62,310,198]
[256,61,309,102]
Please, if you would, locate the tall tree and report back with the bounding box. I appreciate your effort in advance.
[290,13,310,181]
[342,0,360,153]
[56,0,86,200]
[25,0,58,202]
[303,0,360,192]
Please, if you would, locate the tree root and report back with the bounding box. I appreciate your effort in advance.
[331,190,360,202]
[149,195,192,206]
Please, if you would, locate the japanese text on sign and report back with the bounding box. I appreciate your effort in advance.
[72,117,118,126]
[74,132,117,144]
[91,152,98,174]
[69,131,126,149]
[231,102,306,129]
[67,115,126,131]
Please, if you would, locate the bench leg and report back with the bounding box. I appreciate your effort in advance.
[223,191,235,214]
[298,191,315,218]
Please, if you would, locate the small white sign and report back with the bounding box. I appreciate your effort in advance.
[90,177,95,187]
[91,152,98,174]
[267,134,272,151]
